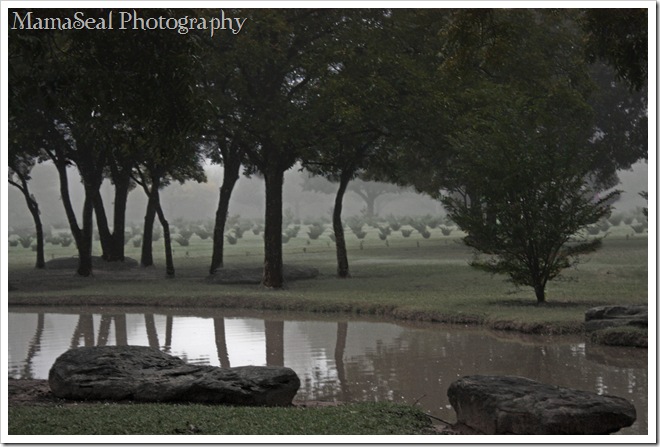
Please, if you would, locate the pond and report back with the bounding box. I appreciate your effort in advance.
[8,306,648,435]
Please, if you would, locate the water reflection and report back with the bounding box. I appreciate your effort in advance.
[8,306,648,435]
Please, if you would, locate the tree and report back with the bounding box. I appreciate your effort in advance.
[222,9,352,288]
[8,35,54,269]
[8,14,105,276]
[7,149,45,269]
[434,11,623,303]
[300,9,456,278]
[441,84,619,303]
[199,24,254,274]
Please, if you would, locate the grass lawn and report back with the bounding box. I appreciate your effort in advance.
[8,224,648,335]
[8,401,436,436]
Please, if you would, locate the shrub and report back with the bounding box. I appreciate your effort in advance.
[19,235,33,249]
[439,226,453,236]
[285,225,300,238]
[401,229,413,238]
[307,223,325,240]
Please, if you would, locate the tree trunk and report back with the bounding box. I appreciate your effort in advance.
[93,176,130,262]
[534,284,546,304]
[141,198,157,267]
[77,194,95,277]
[28,194,45,269]
[92,190,112,259]
[53,160,82,248]
[154,195,175,278]
[9,175,45,269]
[210,160,241,274]
[333,172,352,278]
[110,175,130,261]
[262,168,285,288]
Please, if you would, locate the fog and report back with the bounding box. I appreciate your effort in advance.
[6,160,648,231]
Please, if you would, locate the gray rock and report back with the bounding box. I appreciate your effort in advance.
[584,305,647,332]
[447,375,636,434]
[206,265,319,284]
[49,346,300,406]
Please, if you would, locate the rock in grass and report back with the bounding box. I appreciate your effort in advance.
[49,346,300,406]
[447,375,636,434]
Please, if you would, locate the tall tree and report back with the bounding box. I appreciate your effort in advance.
[199,26,253,274]
[301,9,444,278]
[223,9,352,288]
[393,10,635,302]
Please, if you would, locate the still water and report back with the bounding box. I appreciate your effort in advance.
[8,306,648,435]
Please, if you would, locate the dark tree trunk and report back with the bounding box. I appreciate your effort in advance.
[210,159,241,274]
[53,160,82,248]
[140,197,157,267]
[534,284,546,303]
[333,172,352,278]
[93,176,130,262]
[92,190,112,259]
[137,173,173,276]
[76,194,95,277]
[9,175,45,269]
[154,197,175,278]
[262,168,285,288]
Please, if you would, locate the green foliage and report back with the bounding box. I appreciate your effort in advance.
[580,8,648,91]
[390,10,630,304]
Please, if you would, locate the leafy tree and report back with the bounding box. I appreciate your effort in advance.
[299,9,453,278]
[221,9,353,288]
[434,10,623,303]
[199,21,254,274]
[441,84,619,303]
[8,12,103,276]
[7,148,45,268]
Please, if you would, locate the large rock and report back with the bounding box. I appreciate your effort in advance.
[49,346,300,406]
[585,305,647,332]
[447,375,636,434]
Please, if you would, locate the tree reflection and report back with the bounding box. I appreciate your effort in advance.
[163,315,173,353]
[145,314,159,348]
[95,314,129,347]
[20,313,45,379]
[265,320,284,366]
[214,317,231,368]
[335,322,349,399]
[70,314,94,348]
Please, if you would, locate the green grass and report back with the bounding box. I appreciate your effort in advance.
[8,228,648,335]
[589,326,648,348]
[8,402,435,435]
